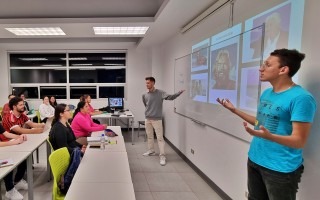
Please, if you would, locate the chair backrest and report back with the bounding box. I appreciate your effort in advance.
[49,147,70,200]
[47,137,54,152]
[36,110,41,123]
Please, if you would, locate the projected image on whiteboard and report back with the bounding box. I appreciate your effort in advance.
[239,66,260,112]
[190,73,208,102]
[209,43,238,105]
[191,39,209,72]
[242,0,306,63]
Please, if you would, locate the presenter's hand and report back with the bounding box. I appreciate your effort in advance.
[243,122,272,139]
[216,98,236,113]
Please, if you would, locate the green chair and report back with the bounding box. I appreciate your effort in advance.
[49,147,70,200]
[47,137,54,152]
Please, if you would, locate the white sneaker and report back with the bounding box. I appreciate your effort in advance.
[5,187,23,200]
[15,179,28,190]
[142,150,156,156]
[160,156,166,166]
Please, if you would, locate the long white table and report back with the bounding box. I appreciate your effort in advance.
[0,131,50,200]
[0,152,31,200]
[65,182,135,200]
[72,151,132,183]
[66,126,135,200]
[90,126,126,152]
[92,111,136,144]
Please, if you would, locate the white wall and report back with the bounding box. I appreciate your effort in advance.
[152,0,320,199]
[0,41,151,126]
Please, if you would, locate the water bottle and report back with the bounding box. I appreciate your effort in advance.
[100,133,106,150]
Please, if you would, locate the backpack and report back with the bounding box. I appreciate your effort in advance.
[58,147,82,194]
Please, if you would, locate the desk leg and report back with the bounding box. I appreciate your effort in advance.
[46,141,52,181]
[131,119,134,145]
[27,154,34,200]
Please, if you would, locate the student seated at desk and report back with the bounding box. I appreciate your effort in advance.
[80,94,103,116]
[39,96,55,123]
[2,97,45,135]
[0,124,27,200]
[1,94,15,117]
[71,101,106,145]
[49,104,86,155]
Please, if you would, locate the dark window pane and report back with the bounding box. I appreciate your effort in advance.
[12,87,38,99]
[40,87,67,99]
[10,53,66,67]
[69,53,126,66]
[99,86,124,98]
[70,87,96,99]
[69,69,125,83]
[11,69,67,83]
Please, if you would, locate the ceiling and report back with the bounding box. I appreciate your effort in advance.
[0,0,217,47]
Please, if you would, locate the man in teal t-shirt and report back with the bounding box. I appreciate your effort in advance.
[217,49,317,200]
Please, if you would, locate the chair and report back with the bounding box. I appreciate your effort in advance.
[47,138,54,152]
[138,121,146,142]
[36,110,41,123]
[49,147,70,200]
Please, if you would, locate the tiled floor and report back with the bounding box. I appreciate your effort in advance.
[1,130,222,200]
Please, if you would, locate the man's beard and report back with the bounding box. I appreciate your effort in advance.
[18,109,25,113]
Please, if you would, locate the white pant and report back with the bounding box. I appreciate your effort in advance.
[145,119,165,156]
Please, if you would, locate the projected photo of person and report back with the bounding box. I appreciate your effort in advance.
[247,4,291,60]
[209,43,238,105]
[211,49,237,90]
[190,73,208,102]
[191,39,209,72]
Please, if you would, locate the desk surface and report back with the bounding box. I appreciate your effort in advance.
[0,133,48,152]
[0,151,30,179]
[92,111,134,119]
[72,151,132,183]
[93,126,122,137]
[65,182,135,200]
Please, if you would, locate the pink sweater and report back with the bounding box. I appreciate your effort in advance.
[71,112,105,138]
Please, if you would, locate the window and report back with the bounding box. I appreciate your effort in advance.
[9,51,126,99]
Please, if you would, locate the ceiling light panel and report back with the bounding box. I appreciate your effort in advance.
[5,27,66,36]
[93,27,149,35]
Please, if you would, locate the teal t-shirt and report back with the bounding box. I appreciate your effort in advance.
[248,85,317,173]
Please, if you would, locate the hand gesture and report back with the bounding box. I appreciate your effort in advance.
[243,122,272,139]
[216,98,236,113]
[81,145,87,153]
[13,137,24,145]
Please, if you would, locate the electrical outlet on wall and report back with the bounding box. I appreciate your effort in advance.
[191,148,195,154]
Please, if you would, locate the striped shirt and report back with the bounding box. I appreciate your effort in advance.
[2,111,30,135]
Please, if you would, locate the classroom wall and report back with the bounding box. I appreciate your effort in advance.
[152,0,320,199]
[0,41,151,126]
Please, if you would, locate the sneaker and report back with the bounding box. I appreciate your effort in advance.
[5,187,23,200]
[15,179,28,190]
[142,150,156,156]
[160,156,166,166]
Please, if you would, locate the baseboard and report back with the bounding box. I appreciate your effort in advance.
[164,137,232,200]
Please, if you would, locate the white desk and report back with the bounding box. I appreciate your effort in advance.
[90,126,126,152]
[0,152,30,200]
[65,182,135,200]
[92,111,136,144]
[0,151,30,179]
[72,151,132,183]
[0,131,50,200]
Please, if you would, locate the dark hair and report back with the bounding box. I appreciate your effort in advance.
[9,97,23,110]
[52,104,67,126]
[270,49,305,77]
[50,96,58,107]
[80,94,90,102]
[42,96,49,100]
[72,101,86,120]
[145,76,155,83]
[19,93,25,97]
